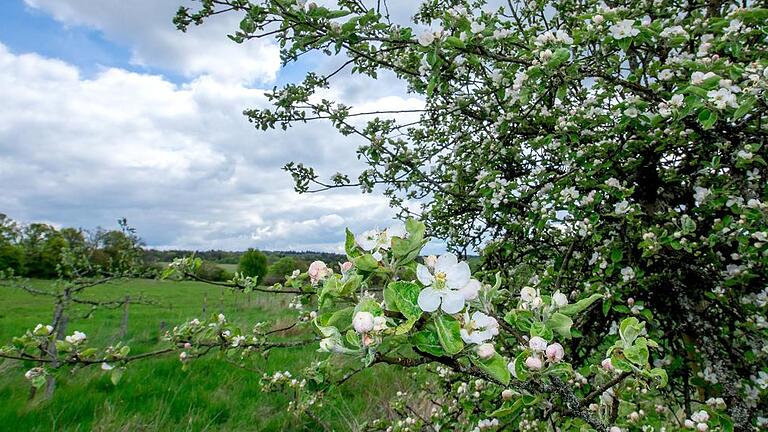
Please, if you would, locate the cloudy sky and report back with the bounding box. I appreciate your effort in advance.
[0,0,432,252]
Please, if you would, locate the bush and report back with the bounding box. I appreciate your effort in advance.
[238,249,268,283]
[195,261,232,282]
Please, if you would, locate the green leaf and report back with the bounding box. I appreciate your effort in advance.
[619,317,643,345]
[512,350,530,381]
[698,108,718,129]
[444,36,465,48]
[31,375,47,389]
[110,367,125,385]
[733,96,756,119]
[648,367,668,388]
[434,314,464,355]
[471,353,510,385]
[327,307,354,330]
[610,354,633,372]
[618,38,631,51]
[558,294,603,316]
[387,281,422,322]
[353,254,379,272]
[529,321,554,341]
[392,237,425,265]
[345,228,361,258]
[546,312,573,339]
[412,329,445,357]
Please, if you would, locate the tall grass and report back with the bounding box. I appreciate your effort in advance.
[0,279,413,431]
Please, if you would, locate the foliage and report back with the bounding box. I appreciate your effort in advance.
[2,1,767,431]
[238,248,269,283]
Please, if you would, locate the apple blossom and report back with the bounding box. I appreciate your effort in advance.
[416,253,471,314]
[602,358,614,370]
[609,20,639,40]
[353,311,375,333]
[476,343,495,360]
[308,261,332,285]
[501,389,514,400]
[545,343,565,362]
[525,355,543,370]
[461,311,499,344]
[529,336,548,352]
[65,331,86,345]
[551,291,568,308]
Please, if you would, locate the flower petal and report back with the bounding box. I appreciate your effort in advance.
[417,287,441,312]
[416,264,435,286]
[458,279,481,300]
[446,261,471,289]
[435,253,458,273]
[440,289,465,314]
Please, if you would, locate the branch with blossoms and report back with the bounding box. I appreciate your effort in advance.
[154,219,670,431]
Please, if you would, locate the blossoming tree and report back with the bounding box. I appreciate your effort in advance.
[2,0,767,430]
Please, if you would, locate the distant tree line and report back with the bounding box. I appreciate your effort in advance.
[0,214,146,279]
[0,213,346,284]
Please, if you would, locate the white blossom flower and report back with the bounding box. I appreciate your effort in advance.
[476,343,496,360]
[459,278,482,301]
[693,186,711,205]
[501,389,514,400]
[691,410,709,423]
[551,291,568,308]
[669,94,685,107]
[65,331,86,345]
[416,253,471,314]
[723,19,743,35]
[353,311,375,333]
[707,88,738,110]
[101,362,114,371]
[660,25,688,38]
[461,311,499,344]
[609,20,639,39]
[624,107,639,118]
[621,267,636,282]
[33,323,54,335]
[615,200,631,215]
[418,31,436,46]
[691,71,718,85]
[372,316,388,332]
[659,69,674,80]
[471,22,486,34]
[308,261,332,285]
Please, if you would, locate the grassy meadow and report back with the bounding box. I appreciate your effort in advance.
[0,278,414,431]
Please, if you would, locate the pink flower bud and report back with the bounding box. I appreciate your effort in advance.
[501,389,513,400]
[183,342,192,349]
[697,424,708,432]
[627,297,635,306]
[476,343,496,360]
[545,343,565,362]
[525,355,543,370]
[340,261,354,273]
[602,358,614,370]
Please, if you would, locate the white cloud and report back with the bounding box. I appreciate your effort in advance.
[0,42,407,251]
[24,0,281,84]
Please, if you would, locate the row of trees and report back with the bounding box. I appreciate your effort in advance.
[0,214,144,279]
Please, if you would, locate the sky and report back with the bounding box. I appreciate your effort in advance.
[0,0,431,252]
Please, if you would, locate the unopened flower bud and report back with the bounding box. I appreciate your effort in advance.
[529,336,548,352]
[525,355,543,370]
[545,343,564,362]
[602,358,614,370]
[501,389,514,400]
[353,311,375,333]
[476,343,495,360]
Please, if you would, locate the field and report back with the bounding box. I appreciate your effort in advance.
[0,279,413,431]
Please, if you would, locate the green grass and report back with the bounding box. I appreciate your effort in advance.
[0,279,413,431]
